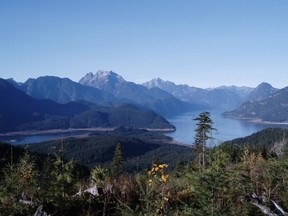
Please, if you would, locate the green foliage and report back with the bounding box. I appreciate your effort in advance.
[28,129,193,171]
[193,111,216,170]
[0,149,40,215]
[51,156,75,198]
[111,143,125,176]
[2,128,288,215]
[91,166,109,186]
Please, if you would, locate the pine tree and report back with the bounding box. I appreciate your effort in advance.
[193,111,215,171]
[0,149,39,215]
[111,143,124,176]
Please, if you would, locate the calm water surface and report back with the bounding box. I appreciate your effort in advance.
[2,110,288,145]
[166,110,288,146]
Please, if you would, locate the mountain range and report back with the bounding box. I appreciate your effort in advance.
[245,82,277,102]
[3,69,288,130]
[223,85,288,122]
[8,71,261,116]
[0,78,174,132]
[15,76,116,105]
[143,78,254,110]
[79,71,198,116]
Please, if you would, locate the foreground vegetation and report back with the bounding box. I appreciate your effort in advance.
[1,112,288,215]
[1,142,288,215]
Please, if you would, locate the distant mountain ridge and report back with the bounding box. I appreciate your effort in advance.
[0,78,174,132]
[5,71,286,124]
[215,85,254,99]
[245,82,278,102]
[12,76,116,105]
[79,71,199,116]
[143,78,253,110]
[223,85,288,122]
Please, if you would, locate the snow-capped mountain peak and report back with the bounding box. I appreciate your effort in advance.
[143,78,175,89]
[79,70,125,88]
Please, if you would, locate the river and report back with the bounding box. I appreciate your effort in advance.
[165,110,288,146]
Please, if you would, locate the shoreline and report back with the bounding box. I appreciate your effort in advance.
[0,127,176,137]
[249,119,288,125]
[0,127,181,146]
[224,116,288,125]
[0,128,115,137]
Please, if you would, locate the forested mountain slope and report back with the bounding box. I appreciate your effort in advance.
[223,87,288,122]
[0,79,174,132]
[28,128,190,171]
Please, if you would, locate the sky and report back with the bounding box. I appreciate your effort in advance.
[1,0,288,88]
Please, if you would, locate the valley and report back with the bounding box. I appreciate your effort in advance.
[2,2,288,214]
[2,71,288,145]
[2,71,288,216]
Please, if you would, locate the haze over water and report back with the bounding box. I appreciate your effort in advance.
[166,110,288,146]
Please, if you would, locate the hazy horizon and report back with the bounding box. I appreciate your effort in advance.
[2,70,275,89]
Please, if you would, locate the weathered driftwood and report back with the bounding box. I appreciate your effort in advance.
[19,191,33,205]
[19,199,33,205]
[75,185,100,197]
[241,193,288,216]
[271,200,288,216]
[34,205,49,216]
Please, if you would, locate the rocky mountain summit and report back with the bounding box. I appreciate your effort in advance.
[79,71,126,93]
[79,71,196,116]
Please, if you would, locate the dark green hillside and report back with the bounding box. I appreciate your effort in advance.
[223,87,288,122]
[108,104,175,129]
[0,78,95,131]
[219,128,288,162]
[70,104,175,129]
[222,128,288,148]
[0,142,26,168]
[28,129,191,171]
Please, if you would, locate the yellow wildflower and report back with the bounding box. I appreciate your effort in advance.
[158,164,168,169]
[156,206,163,214]
[161,174,169,183]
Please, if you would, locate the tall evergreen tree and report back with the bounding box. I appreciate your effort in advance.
[111,143,124,176]
[193,111,215,170]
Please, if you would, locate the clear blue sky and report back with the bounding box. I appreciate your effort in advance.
[1,0,288,88]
